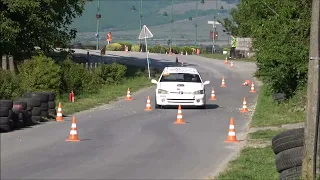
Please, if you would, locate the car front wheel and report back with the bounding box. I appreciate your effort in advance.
[155,96,161,109]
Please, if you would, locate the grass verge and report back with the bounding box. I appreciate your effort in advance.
[250,85,306,127]
[214,84,307,180]
[215,146,278,180]
[56,66,159,115]
[248,129,285,140]
[199,53,256,62]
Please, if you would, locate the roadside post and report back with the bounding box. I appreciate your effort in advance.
[138,25,154,79]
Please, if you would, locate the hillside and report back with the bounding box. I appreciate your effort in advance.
[71,0,239,45]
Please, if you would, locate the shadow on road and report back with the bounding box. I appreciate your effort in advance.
[160,104,219,110]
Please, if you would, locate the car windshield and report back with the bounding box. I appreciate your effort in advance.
[160,73,202,83]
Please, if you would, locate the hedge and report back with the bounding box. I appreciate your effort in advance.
[105,42,206,54]
[0,54,135,100]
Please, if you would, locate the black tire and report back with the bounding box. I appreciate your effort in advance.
[40,102,48,111]
[11,111,23,129]
[276,147,303,173]
[0,107,9,117]
[26,106,33,111]
[155,103,161,109]
[21,110,32,126]
[23,92,48,102]
[48,101,56,109]
[48,109,56,116]
[41,111,49,118]
[0,100,13,108]
[41,92,56,101]
[0,116,10,125]
[0,124,11,132]
[32,107,42,116]
[154,96,161,109]
[13,100,27,110]
[272,128,304,154]
[31,116,41,124]
[279,166,302,180]
[16,97,41,107]
[27,110,32,117]
[8,110,13,119]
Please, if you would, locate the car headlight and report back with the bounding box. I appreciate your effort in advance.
[193,90,204,94]
[158,89,169,94]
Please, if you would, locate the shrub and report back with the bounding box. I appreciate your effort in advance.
[19,54,62,95]
[180,46,193,55]
[0,70,22,99]
[171,46,181,54]
[149,45,159,53]
[149,45,168,53]
[60,58,88,93]
[81,70,104,94]
[223,47,231,51]
[131,44,140,52]
[95,63,127,84]
[106,43,123,51]
[118,42,132,51]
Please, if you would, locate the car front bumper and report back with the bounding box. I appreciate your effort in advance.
[156,94,206,106]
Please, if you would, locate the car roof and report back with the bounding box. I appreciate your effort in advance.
[162,67,199,75]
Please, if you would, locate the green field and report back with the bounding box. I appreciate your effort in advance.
[71,0,236,32]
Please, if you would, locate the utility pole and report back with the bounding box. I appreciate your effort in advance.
[170,0,174,50]
[95,0,101,50]
[211,0,218,54]
[195,0,198,46]
[302,0,320,179]
[139,0,143,45]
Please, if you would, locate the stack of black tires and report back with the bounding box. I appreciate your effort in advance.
[0,100,14,132]
[23,92,56,122]
[0,91,57,133]
[272,128,304,180]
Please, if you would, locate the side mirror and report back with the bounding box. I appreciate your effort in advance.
[151,79,158,84]
[203,80,210,85]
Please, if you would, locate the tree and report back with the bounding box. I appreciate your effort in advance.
[219,0,312,97]
[0,0,86,59]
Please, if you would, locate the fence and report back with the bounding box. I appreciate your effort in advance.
[2,55,15,71]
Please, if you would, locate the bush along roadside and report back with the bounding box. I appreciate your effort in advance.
[0,54,158,132]
[215,84,306,180]
[104,42,206,55]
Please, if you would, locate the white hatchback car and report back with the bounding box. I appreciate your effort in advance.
[151,67,210,109]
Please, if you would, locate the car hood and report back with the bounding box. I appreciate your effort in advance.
[157,82,204,92]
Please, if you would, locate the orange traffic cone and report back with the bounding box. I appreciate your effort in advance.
[250,81,256,93]
[66,116,80,142]
[221,77,227,87]
[125,88,132,100]
[242,80,251,86]
[224,57,228,64]
[210,88,217,100]
[56,102,64,122]
[224,117,240,143]
[144,96,152,111]
[230,61,235,68]
[174,105,185,124]
[240,97,248,113]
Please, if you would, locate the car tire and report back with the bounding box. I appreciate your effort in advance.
[279,166,302,180]
[275,146,303,173]
[154,96,161,109]
[272,128,304,154]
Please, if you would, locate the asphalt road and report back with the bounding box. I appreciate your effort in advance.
[1,50,259,179]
